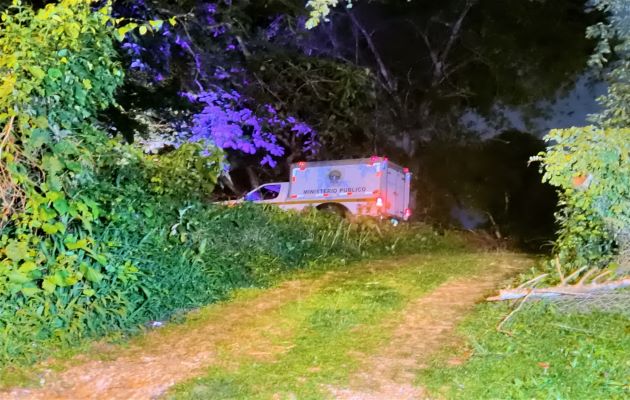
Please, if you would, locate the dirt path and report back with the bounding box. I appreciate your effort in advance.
[1,255,528,400]
[330,259,529,400]
[2,279,325,400]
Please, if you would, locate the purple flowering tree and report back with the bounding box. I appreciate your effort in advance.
[184,88,317,169]
[107,0,320,188]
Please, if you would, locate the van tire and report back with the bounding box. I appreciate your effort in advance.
[316,203,348,218]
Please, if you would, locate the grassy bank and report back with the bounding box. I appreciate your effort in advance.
[419,300,630,399]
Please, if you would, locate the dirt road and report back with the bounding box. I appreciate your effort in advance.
[1,252,530,400]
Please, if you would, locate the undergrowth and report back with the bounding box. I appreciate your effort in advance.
[419,301,630,399]
[1,192,441,366]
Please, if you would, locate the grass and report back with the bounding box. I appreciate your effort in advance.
[419,299,630,399]
[166,250,521,400]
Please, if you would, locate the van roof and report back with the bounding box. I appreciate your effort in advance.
[291,157,405,172]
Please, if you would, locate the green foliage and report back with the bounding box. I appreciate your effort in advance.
[0,1,123,129]
[420,302,630,399]
[0,1,126,362]
[146,143,224,198]
[0,0,219,365]
[535,127,630,269]
[586,0,630,129]
[1,116,436,366]
[305,0,348,28]
[537,0,629,269]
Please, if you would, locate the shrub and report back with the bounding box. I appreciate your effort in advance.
[534,126,630,270]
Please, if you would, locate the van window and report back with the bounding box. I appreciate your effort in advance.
[260,184,281,200]
[245,184,281,201]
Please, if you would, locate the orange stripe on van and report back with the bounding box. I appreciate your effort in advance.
[272,197,376,206]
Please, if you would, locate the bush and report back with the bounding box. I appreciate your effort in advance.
[534,126,630,270]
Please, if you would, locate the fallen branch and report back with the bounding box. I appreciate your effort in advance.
[516,273,548,289]
[563,265,588,285]
[497,287,535,335]
[554,257,565,284]
[487,278,630,301]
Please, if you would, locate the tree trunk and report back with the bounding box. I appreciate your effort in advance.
[245,165,260,189]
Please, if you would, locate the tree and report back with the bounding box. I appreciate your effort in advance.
[299,0,594,167]
[536,0,629,270]
[101,0,378,190]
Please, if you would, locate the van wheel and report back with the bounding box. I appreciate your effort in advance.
[316,203,348,218]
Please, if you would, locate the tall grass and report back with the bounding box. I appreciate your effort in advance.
[0,198,441,366]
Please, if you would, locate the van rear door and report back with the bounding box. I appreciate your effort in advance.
[385,167,406,219]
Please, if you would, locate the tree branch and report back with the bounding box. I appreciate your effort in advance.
[346,9,396,94]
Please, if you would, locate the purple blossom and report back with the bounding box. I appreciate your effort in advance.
[265,16,282,40]
[175,35,191,52]
[122,41,142,55]
[214,69,230,80]
[130,59,148,71]
[183,87,318,166]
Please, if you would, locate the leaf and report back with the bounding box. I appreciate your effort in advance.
[149,20,163,30]
[83,288,96,297]
[116,22,138,39]
[47,68,63,79]
[45,191,62,202]
[50,271,66,286]
[42,277,56,293]
[5,240,29,261]
[39,206,58,221]
[21,287,41,297]
[53,198,69,214]
[18,261,38,273]
[64,22,81,39]
[28,129,50,149]
[168,16,177,26]
[85,267,103,283]
[139,25,148,35]
[42,154,64,174]
[66,239,88,250]
[27,66,46,80]
[199,238,207,255]
[8,272,30,284]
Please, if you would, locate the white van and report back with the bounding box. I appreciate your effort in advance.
[234,157,412,220]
